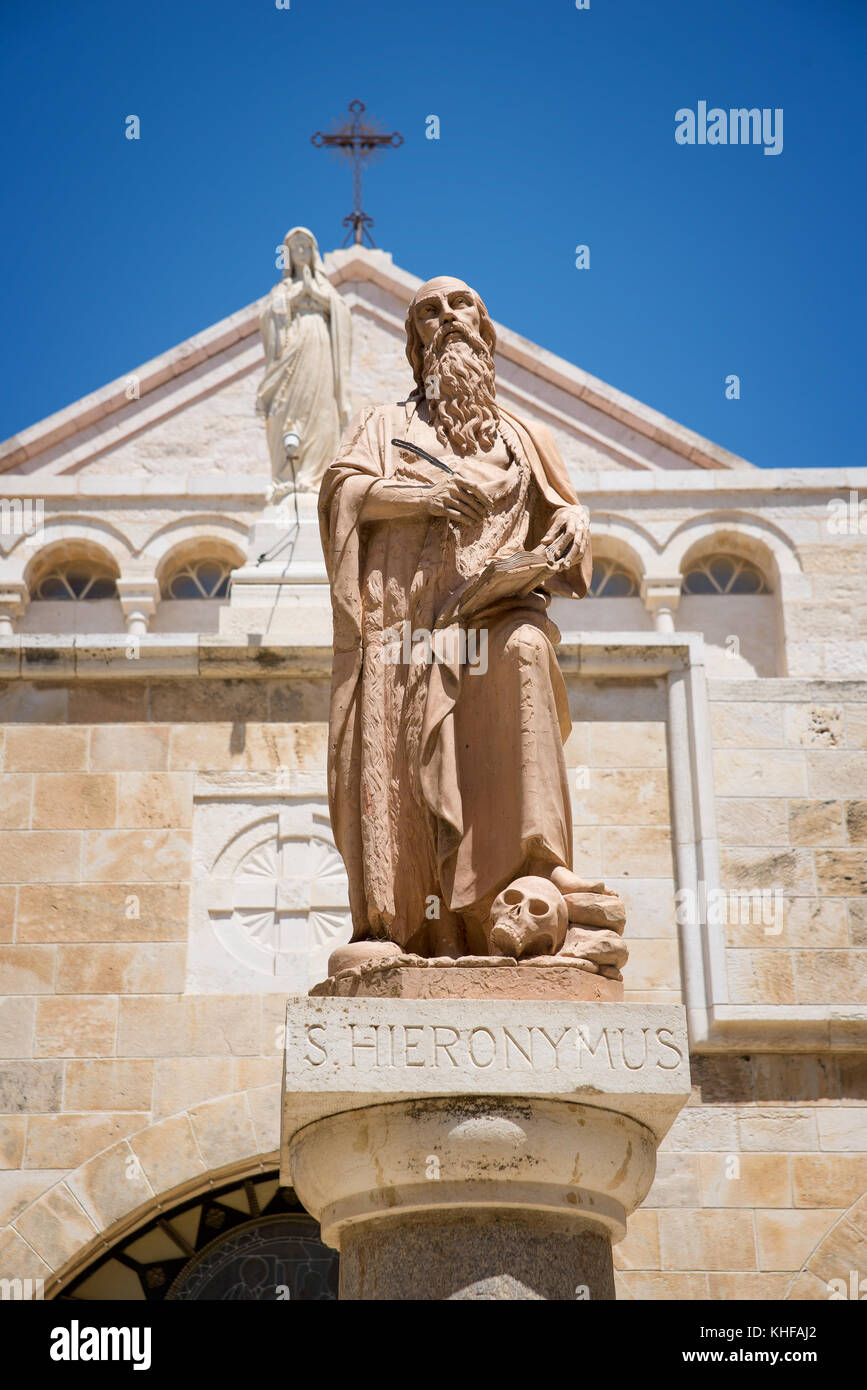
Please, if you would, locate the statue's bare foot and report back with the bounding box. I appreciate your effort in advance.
[327,940,403,976]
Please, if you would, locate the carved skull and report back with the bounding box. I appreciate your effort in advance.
[486,876,568,960]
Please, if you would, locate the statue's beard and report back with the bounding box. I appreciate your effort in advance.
[422,325,499,456]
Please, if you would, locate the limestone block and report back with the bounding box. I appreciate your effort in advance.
[642,1153,701,1208]
[717,798,789,847]
[792,1155,867,1207]
[18,883,188,942]
[233,1057,282,1091]
[0,833,81,885]
[712,748,807,798]
[602,826,674,878]
[658,1210,756,1271]
[35,997,117,1058]
[0,885,14,941]
[839,1053,867,1100]
[149,679,269,723]
[806,1214,867,1288]
[0,1170,66,1227]
[753,1054,838,1105]
[814,850,867,897]
[788,798,844,846]
[844,704,867,749]
[726,897,846,950]
[83,829,191,883]
[720,847,814,893]
[615,1271,708,1299]
[0,996,35,1056]
[846,801,867,844]
[562,723,590,766]
[612,1210,659,1269]
[115,772,193,829]
[850,900,867,946]
[807,749,867,798]
[0,1118,26,1170]
[117,995,262,1058]
[14,1183,99,1271]
[783,706,844,750]
[660,1107,740,1153]
[738,1109,819,1152]
[4,726,89,772]
[32,774,116,830]
[24,1114,148,1169]
[0,1060,62,1113]
[687,1054,755,1105]
[589,721,667,768]
[0,682,68,724]
[55,943,186,994]
[247,1082,281,1156]
[726,949,796,1005]
[698,1154,791,1208]
[602,878,677,938]
[706,1272,791,1300]
[129,1114,206,1194]
[571,768,670,827]
[816,1108,867,1151]
[152,1057,233,1120]
[68,683,147,724]
[188,1092,258,1170]
[710,702,783,748]
[787,1270,835,1299]
[90,725,169,772]
[67,1140,154,1231]
[63,1060,154,1112]
[755,1209,841,1272]
[795,949,867,1004]
[0,774,32,830]
[623,939,680,991]
[0,1227,51,1282]
[0,945,56,994]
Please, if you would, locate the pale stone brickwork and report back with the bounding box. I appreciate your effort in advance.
[0,245,864,1298]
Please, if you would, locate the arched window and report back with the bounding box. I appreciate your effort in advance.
[32,562,118,601]
[161,557,232,600]
[683,555,768,596]
[588,559,638,597]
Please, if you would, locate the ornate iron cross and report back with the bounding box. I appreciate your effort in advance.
[311,100,403,248]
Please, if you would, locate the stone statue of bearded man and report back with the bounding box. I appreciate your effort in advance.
[318,277,627,978]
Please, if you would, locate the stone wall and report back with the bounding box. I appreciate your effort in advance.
[0,668,864,1297]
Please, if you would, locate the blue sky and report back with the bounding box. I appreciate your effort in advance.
[2,0,864,469]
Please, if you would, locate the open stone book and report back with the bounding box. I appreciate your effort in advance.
[435,546,557,627]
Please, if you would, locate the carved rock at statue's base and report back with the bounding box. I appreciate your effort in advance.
[311,960,623,1002]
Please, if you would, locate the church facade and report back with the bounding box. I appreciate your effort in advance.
[1,244,865,1300]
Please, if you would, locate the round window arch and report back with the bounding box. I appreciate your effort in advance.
[54,1170,337,1302]
[32,560,118,601]
[588,558,638,597]
[161,556,234,600]
[682,554,768,596]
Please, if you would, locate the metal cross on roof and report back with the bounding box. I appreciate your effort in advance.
[311,100,403,248]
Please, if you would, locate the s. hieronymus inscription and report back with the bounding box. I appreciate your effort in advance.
[302,1023,684,1072]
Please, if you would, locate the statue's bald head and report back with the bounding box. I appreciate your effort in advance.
[405,276,496,393]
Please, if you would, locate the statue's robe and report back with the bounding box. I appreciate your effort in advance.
[318,398,592,955]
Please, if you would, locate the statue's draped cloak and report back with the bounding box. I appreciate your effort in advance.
[318,400,593,951]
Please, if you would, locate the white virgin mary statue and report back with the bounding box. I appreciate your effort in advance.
[256,227,353,493]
